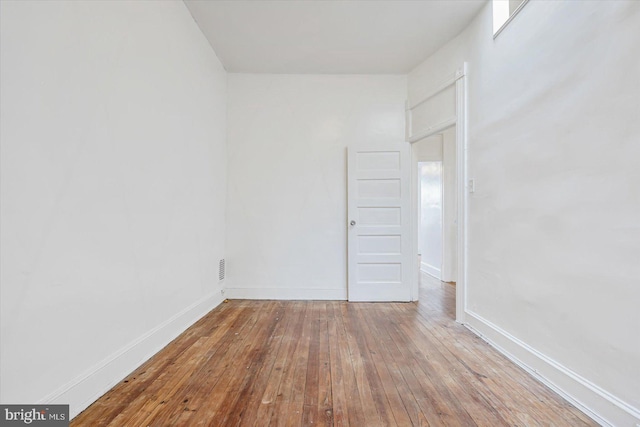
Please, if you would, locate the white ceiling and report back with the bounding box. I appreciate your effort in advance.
[184,0,487,74]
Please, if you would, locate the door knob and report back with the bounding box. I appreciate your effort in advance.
[350,220,356,226]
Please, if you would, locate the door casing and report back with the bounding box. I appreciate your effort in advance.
[406,63,468,323]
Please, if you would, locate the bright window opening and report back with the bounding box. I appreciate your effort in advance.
[493,0,528,36]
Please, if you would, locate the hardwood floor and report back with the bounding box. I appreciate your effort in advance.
[72,275,596,426]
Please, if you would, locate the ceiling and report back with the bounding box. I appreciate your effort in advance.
[183,0,487,74]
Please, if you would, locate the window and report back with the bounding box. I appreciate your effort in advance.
[493,0,529,37]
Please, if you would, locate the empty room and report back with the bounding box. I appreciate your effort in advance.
[1,0,638,426]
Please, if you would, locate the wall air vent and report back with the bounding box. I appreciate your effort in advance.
[219,259,225,281]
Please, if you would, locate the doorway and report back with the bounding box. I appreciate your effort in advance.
[406,64,467,322]
[413,128,458,318]
[418,160,443,280]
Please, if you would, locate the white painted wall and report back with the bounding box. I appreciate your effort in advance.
[419,162,443,279]
[226,74,406,300]
[409,1,640,425]
[0,1,227,417]
[441,127,457,283]
[413,134,443,162]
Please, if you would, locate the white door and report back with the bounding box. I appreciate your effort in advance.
[347,142,412,302]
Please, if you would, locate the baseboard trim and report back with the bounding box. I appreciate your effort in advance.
[420,262,441,279]
[41,289,225,420]
[225,287,347,300]
[465,310,640,427]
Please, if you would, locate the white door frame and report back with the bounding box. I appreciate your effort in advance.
[406,63,468,323]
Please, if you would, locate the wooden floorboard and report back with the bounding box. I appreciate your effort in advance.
[72,276,597,426]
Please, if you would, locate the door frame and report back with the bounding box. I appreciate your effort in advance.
[406,63,468,323]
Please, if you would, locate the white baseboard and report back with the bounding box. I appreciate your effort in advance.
[465,310,640,427]
[225,287,347,300]
[42,289,225,420]
[420,261,441,279]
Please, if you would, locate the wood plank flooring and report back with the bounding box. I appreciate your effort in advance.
[72,275,596,426]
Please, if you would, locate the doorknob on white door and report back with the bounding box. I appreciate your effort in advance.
[350,220,356,226]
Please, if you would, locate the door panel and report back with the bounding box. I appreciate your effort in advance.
[348,143,411,302]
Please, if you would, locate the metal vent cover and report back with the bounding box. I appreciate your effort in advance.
[219,259,225,281]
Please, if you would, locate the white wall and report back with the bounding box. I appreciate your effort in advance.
[409,1,640,425]
[441,127,457,283]
[226,74,406,299]
[0,1,227,417]
[413,135,443,162]
[419,162,443,279]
